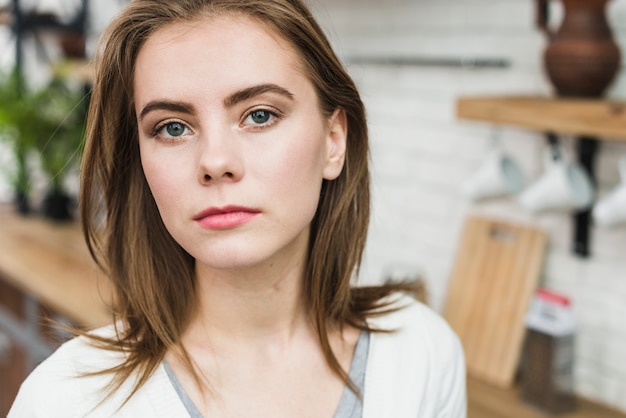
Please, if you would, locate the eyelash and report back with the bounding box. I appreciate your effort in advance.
[241,106,283,130]
[151,120,191,143]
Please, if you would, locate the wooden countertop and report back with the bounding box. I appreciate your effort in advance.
[0,206,113,328]
[468,375,626,418]
[457,96,626,140]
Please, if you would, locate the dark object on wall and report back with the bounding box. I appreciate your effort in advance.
[42,191,73,221]
[537,0,621,97]
[346,55,510,69]
[14,191,30,215]
[59,33,86,59]
[8,0,89,72]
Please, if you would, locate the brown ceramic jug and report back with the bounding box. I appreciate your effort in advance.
[537,0,621,97]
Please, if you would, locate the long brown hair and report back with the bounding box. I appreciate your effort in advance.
[80,0,417,404]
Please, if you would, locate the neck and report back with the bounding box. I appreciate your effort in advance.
[188,256,310,346]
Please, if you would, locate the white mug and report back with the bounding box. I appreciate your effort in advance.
[593,156,626,227]
[463,150,525,201]
[519,154,594,213]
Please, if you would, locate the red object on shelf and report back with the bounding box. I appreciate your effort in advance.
[536,288,571,306]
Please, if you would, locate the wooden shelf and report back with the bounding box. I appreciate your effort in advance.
[0,206,112,328]
[457,96,626,140]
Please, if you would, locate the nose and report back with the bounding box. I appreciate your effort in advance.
[197,127,244,186]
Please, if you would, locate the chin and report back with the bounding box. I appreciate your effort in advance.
[189,244,273,271]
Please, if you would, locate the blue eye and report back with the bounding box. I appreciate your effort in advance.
[165,122,186,137]
[249,110,271,124]
[243,108,281,129]
[152,121,191,141]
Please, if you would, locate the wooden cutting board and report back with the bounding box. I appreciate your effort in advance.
[444,215,546,388]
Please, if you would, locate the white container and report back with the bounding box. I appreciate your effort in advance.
[525,288,576,337]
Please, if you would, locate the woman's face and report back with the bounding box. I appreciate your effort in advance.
[134,15,346,272]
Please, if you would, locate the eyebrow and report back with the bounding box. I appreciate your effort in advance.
[138,83,294,121]
[223,83,295,107]
[138,101,194,121]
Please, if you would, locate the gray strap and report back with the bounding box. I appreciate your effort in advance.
[163,360,204,418]
[163,331,370,418]
[333,331,370,418]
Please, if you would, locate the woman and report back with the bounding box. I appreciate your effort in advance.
[9,0,466,417]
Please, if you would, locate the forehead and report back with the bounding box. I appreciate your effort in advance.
[145,13,291,51]
[133,15,308,98]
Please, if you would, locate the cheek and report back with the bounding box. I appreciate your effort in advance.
[281,116,328,172]
[263,128,327,204]
[140,148,186,212]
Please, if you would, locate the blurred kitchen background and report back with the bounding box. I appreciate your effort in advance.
[2,0,626,416]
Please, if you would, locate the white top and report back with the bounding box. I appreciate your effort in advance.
[9,295,466,418]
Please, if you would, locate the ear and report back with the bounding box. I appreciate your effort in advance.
[322,108,347,180]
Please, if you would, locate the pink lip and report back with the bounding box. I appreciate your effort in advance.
[193,205,261,230]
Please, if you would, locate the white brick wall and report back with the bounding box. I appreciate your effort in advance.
[313,0,626,411]
[1,0,625,411]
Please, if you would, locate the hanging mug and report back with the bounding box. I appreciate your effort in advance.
[593,156,626,226]
[463,149,525,201]
[519,150,594,213]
